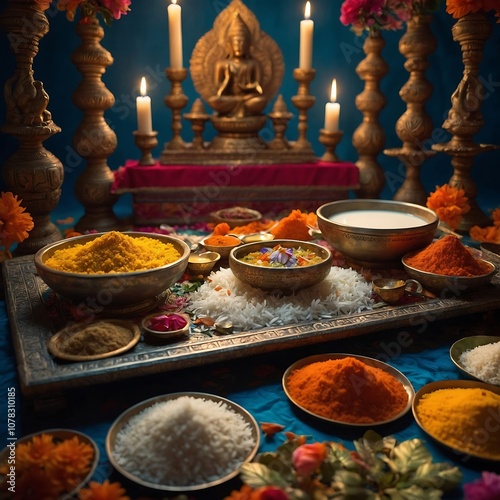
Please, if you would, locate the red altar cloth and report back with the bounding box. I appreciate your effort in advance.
[112,160,359,225]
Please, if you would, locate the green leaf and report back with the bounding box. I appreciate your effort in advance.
[385,484,442,500]
[413,462,462,491]
[386,439,432,474]
[239,463,289,489]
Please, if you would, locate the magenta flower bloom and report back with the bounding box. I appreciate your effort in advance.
[101,0,131,19]
[147,313,187,332]
[464,472,500,500]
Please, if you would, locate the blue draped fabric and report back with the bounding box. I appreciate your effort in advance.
[1,293,499,498]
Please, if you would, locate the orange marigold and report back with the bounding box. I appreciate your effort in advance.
[270,209,314,241]
[426,184,470,231]
[15,433,56,469]
[0,191,34,252]
[446,0,500,20]
[78,480,131,500]
[470,225,500,244]
[492,208,500,227]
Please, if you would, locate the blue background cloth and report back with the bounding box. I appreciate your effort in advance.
[1,0,499,217]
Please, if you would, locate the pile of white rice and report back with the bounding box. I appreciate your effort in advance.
[188,266,373,331]
[459,341,500,385]
[113,396,256,486]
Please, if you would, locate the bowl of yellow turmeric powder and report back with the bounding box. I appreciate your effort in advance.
[35,231,190,308]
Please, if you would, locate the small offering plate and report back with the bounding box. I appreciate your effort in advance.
[450,335,500,385]
[106,392,260,492]
[47,319,141,362]
[282,353,414,426]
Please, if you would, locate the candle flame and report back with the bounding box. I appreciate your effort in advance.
[140,77,147,96]
[305,1,311,20]
[172,0,177,4]
[330,78,337,102]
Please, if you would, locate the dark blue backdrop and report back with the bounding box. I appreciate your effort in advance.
[1,0,499,218]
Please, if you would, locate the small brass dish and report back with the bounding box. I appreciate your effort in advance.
[372,278,422,304]
[200,235,242,260]
[141,312,191,342]
[188,251,221,274]
[210,207,262,229]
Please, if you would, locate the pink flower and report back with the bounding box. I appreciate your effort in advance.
[292,443,326,476]
[464,472,500,500]
[101,0,131,19]
[257,487,289,500]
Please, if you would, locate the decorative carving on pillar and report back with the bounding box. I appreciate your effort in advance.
[384,15,436,205]
[72,14,119,233]
[432,12,499,231]
[0,0,63,255]
[352,31,388,199]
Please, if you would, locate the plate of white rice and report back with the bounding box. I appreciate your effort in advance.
[106,392,260,492]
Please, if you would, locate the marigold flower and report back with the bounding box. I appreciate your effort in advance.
[292,442,327,476]
[469,225,500,244]
[15,433,56,469]
[78,480,131,500]
[446,0,484,18]
[426,184,470,231]
[0,191,34,252]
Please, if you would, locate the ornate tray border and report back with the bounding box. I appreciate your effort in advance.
[4,255,500,398]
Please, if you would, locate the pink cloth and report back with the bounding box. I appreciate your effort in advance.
[112,160,359,191]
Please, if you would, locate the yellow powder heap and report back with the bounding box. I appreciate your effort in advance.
[45,231,181,274]
[416,387,500,460]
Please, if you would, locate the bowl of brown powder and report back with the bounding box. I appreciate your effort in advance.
[35,231,190,309]
[47,319,141,361]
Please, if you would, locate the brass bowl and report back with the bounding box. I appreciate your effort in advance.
[229,239,332,294]
[141,312,191,342]
[450,335,500,385]
[372,277,422,304]
[200,235,242,260]
[210,207,262,229]
[34,232,190,307]
[317,199,439,267]
[187,251,221,274]
[402,253,496,294]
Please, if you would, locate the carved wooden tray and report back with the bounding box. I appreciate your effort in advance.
[4,255,500,398]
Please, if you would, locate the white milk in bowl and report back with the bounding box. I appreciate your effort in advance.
[328,210,428,229]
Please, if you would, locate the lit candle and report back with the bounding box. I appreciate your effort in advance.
[136,77,153,134]
[167,0,183,69]
[299,1,314,70]
[324,79,340,132]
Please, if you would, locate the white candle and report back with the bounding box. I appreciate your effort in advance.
[168,0,183,69]
[299,1,314,70]
[324,79,340,132]
[136,77,153,134]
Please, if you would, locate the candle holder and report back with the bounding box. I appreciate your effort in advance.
[319,129,343,162]
[291,68,316,152]
[184,98,210,150]
[160,68,188,162]
[134,131,158,166]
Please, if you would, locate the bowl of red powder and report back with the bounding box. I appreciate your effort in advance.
[402,235,497,293]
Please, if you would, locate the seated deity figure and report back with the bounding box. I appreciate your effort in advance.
[208,14,267,119]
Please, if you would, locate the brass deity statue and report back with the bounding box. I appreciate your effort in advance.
[190,0,284,142]
[208,14,267,119]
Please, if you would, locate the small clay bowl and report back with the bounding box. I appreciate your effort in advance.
[187,251,220,274]
[372,278,422,304]
[141,313,190,342]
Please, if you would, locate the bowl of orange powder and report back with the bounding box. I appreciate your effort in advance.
[200,234,242,260]
[35,231,190,309]
[402,235,497,293]
[283,353,414,426]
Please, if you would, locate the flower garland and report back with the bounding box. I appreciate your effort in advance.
[0,192,34,259]
[446,0,500,21]
[35,0,131,24]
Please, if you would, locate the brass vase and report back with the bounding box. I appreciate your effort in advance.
[71,14,119,233]
[384,14,436,205]
[432,12,498,231]
[0,0,64,255]
[352,30,388,199]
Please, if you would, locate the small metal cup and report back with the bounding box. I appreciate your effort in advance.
[372,278,422,304]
